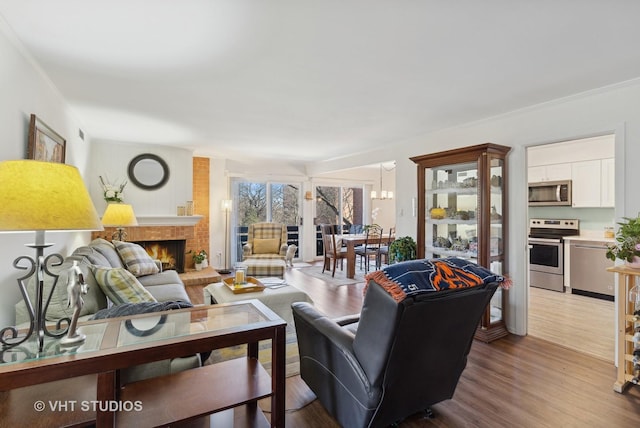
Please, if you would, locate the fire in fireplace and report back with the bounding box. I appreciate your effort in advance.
[134,239,186,273]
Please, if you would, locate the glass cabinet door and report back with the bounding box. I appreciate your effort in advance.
[487,155,505,326]
[425,161,479,262]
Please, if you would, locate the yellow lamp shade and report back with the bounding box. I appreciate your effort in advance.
[101,203,138,227]
[0,160,103,231]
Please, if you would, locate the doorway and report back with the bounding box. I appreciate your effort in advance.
[526,135,616,362]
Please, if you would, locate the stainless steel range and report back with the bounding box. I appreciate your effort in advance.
[528,218,579,292]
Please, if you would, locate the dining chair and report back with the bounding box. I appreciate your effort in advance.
[320,224,348,277]
[378,226,395,266]
[355,225,383,273]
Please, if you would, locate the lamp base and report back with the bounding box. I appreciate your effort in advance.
[111,227,127,241]
[60,333,86,346]
[0,244,68,353]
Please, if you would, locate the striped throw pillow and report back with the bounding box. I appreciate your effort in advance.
[113,240,159,277]
[92,266,157,305]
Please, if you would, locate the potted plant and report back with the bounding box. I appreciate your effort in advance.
[606,215,640,267]
[193,250,207,271]
[388,236,417,263]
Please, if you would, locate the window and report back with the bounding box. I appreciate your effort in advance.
[232,179,301,263]
[315,185,364,255]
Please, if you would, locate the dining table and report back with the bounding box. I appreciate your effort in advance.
[338,234,395,279]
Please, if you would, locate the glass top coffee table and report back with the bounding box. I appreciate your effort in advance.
[0,300,287,427]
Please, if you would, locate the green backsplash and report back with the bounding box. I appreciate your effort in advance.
[528,207,614,232]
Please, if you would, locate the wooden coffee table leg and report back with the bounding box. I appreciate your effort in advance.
[271,325,286,427]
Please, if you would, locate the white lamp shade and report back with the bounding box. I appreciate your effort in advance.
[0,160,103,231]
[101,203,138,227]
[221,199,232,212]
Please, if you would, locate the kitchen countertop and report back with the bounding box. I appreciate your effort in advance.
[563,233,615,243]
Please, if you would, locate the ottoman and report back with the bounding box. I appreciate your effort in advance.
[241,258,287,278]
[203,281,312,325]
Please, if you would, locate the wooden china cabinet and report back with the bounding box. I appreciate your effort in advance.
[411,143,511,342]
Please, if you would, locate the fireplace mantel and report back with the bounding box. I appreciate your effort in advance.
[135,215,203,226]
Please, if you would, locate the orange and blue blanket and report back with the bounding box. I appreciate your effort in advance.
[365,257,509,302]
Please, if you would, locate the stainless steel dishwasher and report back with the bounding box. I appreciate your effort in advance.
[569,240,615,299]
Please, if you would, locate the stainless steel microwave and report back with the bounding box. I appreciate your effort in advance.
[528,180,572,206]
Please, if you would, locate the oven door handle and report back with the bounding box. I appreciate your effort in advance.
[528,237,562,244]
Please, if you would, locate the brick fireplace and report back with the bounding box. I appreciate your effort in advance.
[92,218,202,271]
[133,239,186,273]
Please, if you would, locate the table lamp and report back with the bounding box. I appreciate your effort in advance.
[101,203,138,241]
[0,160,103,352]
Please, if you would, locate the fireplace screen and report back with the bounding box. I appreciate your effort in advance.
[134,239,186,273]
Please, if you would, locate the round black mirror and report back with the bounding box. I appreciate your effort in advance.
[128,154,170,190]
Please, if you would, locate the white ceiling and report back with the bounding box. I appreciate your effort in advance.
[2,1,640,166]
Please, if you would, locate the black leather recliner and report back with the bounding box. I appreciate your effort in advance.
[292,272,499,428]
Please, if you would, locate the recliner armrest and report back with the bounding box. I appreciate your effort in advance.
[292,302,371,391]
[293,303,357,350]
[333,313,360,326]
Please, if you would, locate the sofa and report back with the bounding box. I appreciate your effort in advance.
[14,238,199,383]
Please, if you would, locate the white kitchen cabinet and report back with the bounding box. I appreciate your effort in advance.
[528,163,572,183]
[572,160,601,207]
[571,159,614,207]
[528,135,614,166]
[600,158,615,207]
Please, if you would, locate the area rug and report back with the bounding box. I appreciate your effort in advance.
[295,264,368,286]
[204,325,301,378]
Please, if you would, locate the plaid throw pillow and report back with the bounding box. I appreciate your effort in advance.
[92,266,157,305]
[113,240,159,277]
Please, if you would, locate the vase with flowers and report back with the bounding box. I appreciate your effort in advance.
[99,175,127,203]
[606,214,640,268]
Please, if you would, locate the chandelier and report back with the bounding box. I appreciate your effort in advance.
[370,162,395,200]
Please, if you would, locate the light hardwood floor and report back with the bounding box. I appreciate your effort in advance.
[187,265,640,427]
[528,286,615,362]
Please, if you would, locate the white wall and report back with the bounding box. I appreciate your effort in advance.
[90,140,193,216]
[0,21,94,327]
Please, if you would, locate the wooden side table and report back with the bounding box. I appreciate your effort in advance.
[607,265,640,392]
[0,301,286,427]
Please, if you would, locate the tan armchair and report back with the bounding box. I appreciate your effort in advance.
[242,222,288,261]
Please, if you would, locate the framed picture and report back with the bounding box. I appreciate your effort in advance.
[27,114,66,163]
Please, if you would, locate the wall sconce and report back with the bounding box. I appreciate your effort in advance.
[305,191,313,201]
